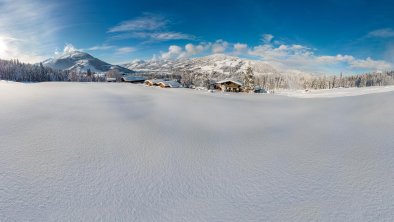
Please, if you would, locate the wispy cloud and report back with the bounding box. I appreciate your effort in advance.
[108,13,194,42]
[116,47,136,54]
[148,32,194,41]
[108,13,167,33]
[367,28,394,38]
[0,0,64,63]
[111,32,195,41]
[86,44,116,51]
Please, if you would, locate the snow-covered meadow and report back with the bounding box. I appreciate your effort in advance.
[1,81,394,221]
[276,85,394,98]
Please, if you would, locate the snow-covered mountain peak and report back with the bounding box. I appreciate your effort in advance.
[56,50,93,60]
[42,51,133,74]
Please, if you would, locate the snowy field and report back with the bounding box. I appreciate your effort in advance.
[276,85,394,98]
[1,81,394,221]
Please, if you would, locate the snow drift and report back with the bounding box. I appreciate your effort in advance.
[0,82,393,221]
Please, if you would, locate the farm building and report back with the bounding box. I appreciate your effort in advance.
[158,80,181,88]
[121,76,146,83]
[215,79,243,92]
[145,79,164,86]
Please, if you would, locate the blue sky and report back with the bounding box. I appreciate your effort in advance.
[1,0,394,74]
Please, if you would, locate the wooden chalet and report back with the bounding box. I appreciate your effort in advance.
[215,79,243,92]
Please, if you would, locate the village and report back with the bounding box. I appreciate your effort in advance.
[104,66,267,93]
[114,76,266,93]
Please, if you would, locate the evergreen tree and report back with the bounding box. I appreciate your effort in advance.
[87,68,92,77]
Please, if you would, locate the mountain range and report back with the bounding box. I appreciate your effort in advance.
[124,54,280,76]
[41,51,310,80]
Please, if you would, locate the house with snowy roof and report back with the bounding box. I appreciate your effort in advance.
[121,76,146,83]
[145,79,164,86]
[215,79,243,92]
[145,79,181,88]
[158,80,181,88]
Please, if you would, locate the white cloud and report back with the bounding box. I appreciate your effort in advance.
[367,28,394,38]
[0,0,64,63]
[249,44,312,59]
[162,42,210,59]
[185,43,197,54]
[116,47,136,54]
[54,44,81,57]
[349,57,392,70]
[161,45,183,60]
[185,43,210,55]
[63,43,77,54]
[233,43,248,54]
[212,40,229,53]
[249,42,392,74]
[316,54,354,63]
[161,42,211,59]
[159,37,393,74]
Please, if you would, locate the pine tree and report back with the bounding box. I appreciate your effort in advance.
[87,68,92,77]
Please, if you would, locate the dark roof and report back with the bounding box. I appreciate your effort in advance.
[122,76,146,82]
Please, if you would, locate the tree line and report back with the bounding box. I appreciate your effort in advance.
[0,59,104,82]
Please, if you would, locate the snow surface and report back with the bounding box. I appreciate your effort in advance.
[1,82,394,221]
[277,85,394,98]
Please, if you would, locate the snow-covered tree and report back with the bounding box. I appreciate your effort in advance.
[106,69,122,82]
[243,67,255,93]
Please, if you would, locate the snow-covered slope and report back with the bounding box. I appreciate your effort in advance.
[42,51,133,73]
[1,82,394,221]
[124,54,280,76]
